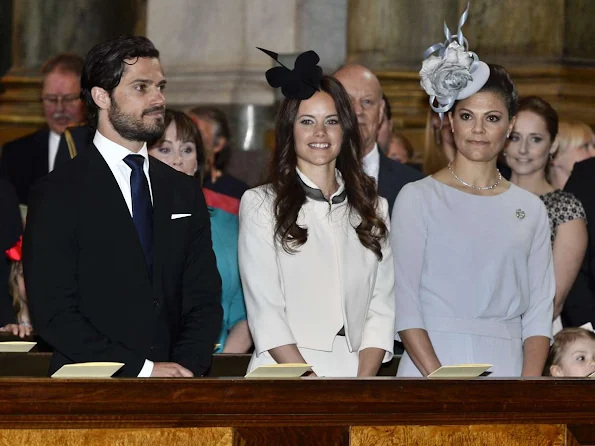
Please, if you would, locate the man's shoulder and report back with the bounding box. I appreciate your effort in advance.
[149,156,199,196]
[2,129,49,155]
[571,158,595,179]
[379,151,424,184]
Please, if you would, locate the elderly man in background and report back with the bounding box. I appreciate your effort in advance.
[334,65,422,215]
[0,54,85,204]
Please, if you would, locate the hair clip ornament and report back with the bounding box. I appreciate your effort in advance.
[257,47,322,100]
[419,3,490,117]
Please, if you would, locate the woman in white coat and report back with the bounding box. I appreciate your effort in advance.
[239,51,395,377]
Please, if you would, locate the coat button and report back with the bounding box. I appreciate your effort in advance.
[153,298,159,306]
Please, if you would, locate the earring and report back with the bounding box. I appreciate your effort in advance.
[502,152,507,157]
[506,132,510,139]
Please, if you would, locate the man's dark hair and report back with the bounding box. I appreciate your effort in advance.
[81,35,160,127]
[382,94,392,121]
[190,106,232,171]
[41,53,84,81]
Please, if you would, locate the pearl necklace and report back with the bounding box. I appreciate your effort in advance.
[447,162,502,191]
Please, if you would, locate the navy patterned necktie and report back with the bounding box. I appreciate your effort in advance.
[123,154,153,271]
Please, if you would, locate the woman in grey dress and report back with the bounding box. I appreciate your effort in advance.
[392,9,554,377]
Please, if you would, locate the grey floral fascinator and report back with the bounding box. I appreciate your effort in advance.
[257,47,323,100]
[420,3,490,115]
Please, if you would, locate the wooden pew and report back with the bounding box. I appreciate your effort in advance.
[0,352,402,377]
[0,331,402,377]
[0,378,594,445]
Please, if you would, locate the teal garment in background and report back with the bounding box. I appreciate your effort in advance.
[210,207,247,352]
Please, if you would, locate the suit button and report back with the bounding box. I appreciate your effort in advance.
[150,346,154,351]
[153,298,159,306]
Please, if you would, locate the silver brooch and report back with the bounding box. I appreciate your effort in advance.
[516,209,525,220]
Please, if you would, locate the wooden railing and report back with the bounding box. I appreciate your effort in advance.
[2,332,594,445]
[0,377,593,445]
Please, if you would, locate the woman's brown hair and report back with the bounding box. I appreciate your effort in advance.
[544,327,595,376]
[517,96,559,143]
[269,75,387,260]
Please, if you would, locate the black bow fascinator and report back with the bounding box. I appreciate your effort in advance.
[257,47,323,100]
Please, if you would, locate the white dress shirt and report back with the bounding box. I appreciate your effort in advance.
[362,143,380,183]
[48,131,61,172]
[93,130,154,377]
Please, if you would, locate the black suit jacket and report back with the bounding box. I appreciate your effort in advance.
[563,158,595,326]
[0,129,52,205]
[377,149,423,216]
[23,144,222,377]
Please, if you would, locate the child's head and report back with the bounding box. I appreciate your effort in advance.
[546,328,595,377]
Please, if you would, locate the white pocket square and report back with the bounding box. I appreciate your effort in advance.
[171,213,191,220]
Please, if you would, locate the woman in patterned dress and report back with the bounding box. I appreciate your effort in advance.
[505,96,587,329]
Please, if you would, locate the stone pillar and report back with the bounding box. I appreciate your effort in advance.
[146,0,348,186]
[0,0,144,144]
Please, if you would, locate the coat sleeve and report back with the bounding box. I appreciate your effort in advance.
[391,183,429,339]
[23,177,147,377]
[359,197,396,362]
[171,180,223,376]
[521,201,554,342]
[238,189,296,356]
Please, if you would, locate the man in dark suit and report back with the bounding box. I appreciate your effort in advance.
[23,36,222,378]
[334,65,422,215]
[0,54,85,204]
[563,158,595,327]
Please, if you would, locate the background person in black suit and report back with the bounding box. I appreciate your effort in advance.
[564,157,595,327]
[334,65,422,215]
[0,54,85,205]
[23,35,222,378]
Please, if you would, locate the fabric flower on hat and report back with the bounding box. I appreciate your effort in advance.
[420,42,473,101]
[419,3,490,115]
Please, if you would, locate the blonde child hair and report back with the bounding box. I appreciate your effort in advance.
[544,327,595,376]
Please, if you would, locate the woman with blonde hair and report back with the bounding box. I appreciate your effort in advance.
[549,120,595,189]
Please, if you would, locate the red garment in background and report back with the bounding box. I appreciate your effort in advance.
[203,188,240,215]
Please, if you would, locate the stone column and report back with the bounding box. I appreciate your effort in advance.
[0,0,144,144]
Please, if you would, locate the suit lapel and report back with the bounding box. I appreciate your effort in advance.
[149,159,173,288]
[82,145,151,279]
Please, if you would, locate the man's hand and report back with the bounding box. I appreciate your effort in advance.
[0,323,33,338]
[150,362,194,377]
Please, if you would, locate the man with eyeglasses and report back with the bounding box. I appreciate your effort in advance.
[0,53,85,204]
